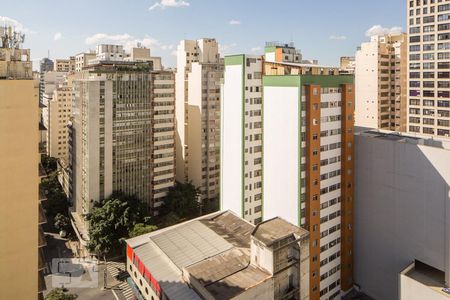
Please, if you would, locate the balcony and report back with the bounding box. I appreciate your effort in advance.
[38,226,47,248]
[38,203,47,225]
[39,163,47,178]
[38,270,46,293]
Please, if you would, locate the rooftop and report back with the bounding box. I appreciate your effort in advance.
[126,210,307,299]
[253,217,309,246]
[356,128,450,150]
[401,260,450,298]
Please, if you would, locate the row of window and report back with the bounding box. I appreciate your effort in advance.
[410,126,450,135]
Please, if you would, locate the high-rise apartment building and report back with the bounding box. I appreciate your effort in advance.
[355,33,407,131]
[221,54,264,224]
[175,39,223,205]
[0,27,46,299]
[221,44,355,300]
[71,58,175,242]
[45,81,73,160]
[407,0,450,137]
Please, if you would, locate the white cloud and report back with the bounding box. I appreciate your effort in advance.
[170,50,177,56]
[53,32,62,41]
[0,16,34,34]
[85,33,133,45]
[149,0,190,11]
[329,35,347,41]
[365,25,402,37]
[251,47,262,52]
[229,20,241,25]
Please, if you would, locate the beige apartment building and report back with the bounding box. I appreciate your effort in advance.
[339,56,356,74]
[175,39,223,206]
[71,55,175,243]
[46,82,73,160]
[407,0,450,137]
[355,33,407,131]
[0,27,46,299]
[74,51,96,72]
[54,57,75,72]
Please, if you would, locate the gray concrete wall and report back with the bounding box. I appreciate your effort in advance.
[354,134,450,300]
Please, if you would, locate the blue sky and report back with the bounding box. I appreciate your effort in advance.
[1,0,406,69]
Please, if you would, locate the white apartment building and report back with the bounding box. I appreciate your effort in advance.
[355,34,407,131]
[407,0,450,137]
[91,44,126,63]
[221,54,263,224]
[175,39,223,205]
[71,60,175,242]
[221,45,354,299]
[354,130,450,300]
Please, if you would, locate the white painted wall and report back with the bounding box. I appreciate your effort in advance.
[354,133,450,300]
[221,64,244,216]
[263,86,300,226]
[355,40,379,129]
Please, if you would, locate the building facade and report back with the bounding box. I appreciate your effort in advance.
[221,46,355,300]
[74,51,96,72]
[71,60,175,237]
[0,27,45,299]
[339,57,356,75]
[175,39,223,205]
[45,83,72,160]
[407,0,450,137]
[221,54,264,224]
[125,210,310,300]
[354,130,450,300]
[54,57,75,73]
[355,33,407,131]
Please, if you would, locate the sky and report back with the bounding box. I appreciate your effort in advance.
[1,0,406,70]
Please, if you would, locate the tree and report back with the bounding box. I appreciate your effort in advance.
[41,173,69,223]
[129,223,158,238]
[54,213,71,233]
[85,192,147,256]
[160,182,201,220]
[41,155,58,174]
[45,288,77,300]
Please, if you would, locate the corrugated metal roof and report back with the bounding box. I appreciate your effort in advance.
[150,220,233,269]
[134,240,200,300]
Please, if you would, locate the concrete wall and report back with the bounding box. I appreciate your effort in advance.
[355,40,378,129]
[263,85,300,226]
[354,133,450,300]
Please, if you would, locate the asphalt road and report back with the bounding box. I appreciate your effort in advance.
[43,231,116,300]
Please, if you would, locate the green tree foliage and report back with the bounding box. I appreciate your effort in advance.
[41,173,69,222]
[85,192,146,256]
[129,223,158,238]
[160,182,201,220]
[45,288,77,300]
[54,213,71,232]
[41,155,58,174]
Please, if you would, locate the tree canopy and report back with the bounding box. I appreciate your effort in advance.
[45,288,77,300]
[85,192,147,256]
[129,223,158,238]
[160,181,201,220]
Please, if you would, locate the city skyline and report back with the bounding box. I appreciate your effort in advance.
[2,0,405,69]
